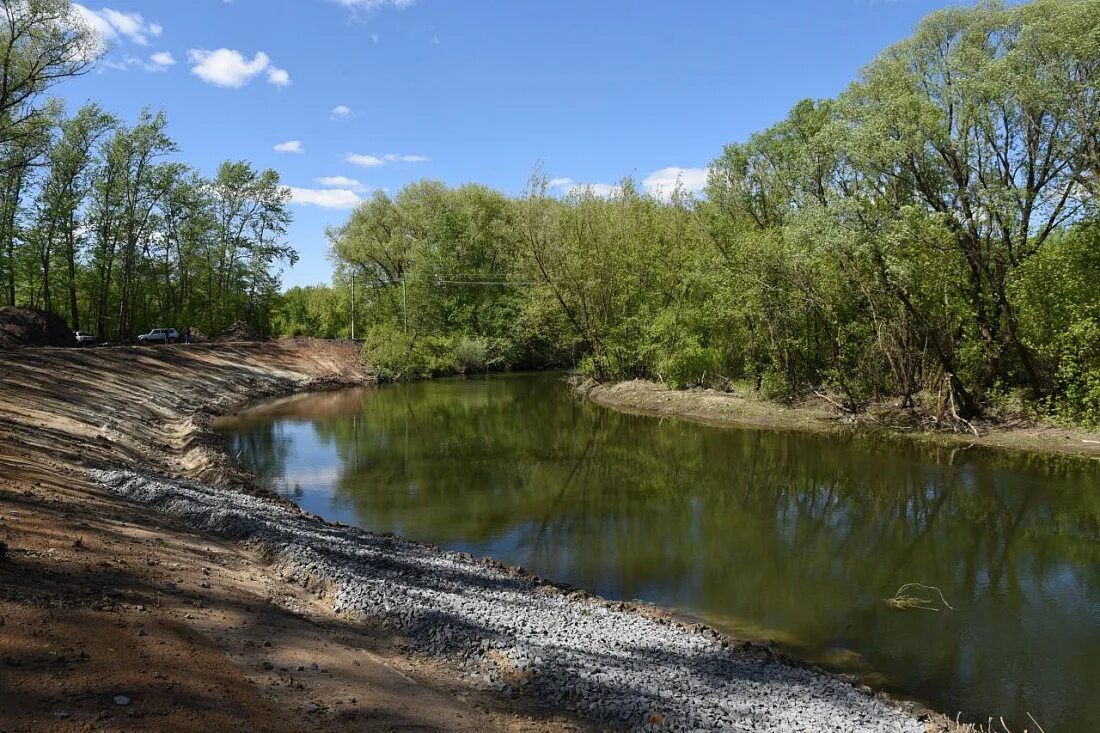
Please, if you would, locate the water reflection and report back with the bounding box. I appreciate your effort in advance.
[218,373,1100,730]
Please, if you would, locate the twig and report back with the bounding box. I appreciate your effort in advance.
[884,582,956,611]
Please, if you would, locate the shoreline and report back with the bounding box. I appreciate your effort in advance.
[575,378,1100,462]
[1,342,950,731]
[88,467,934,732]
[2,341,568,731]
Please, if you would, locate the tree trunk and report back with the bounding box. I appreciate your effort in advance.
[66,222,79,330]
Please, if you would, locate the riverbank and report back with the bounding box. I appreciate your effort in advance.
[0,342,569,731]
[577,379,1100,461]
[1,342,941,731]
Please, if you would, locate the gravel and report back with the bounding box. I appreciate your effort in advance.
[91,468,926,733]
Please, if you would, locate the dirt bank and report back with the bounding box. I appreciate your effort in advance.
[0,341,571,731]
[578,379,1100,460]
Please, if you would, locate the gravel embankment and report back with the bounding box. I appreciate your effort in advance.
[92,468,927,733]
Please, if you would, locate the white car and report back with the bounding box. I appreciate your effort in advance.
[137,328,180,345]
[74,331,96,345]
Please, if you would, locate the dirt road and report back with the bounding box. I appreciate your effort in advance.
[0,342,575,732]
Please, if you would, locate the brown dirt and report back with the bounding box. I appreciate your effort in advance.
[578,379,1100,460]
[0,307,76,349]
[0,341,582,732]
[218,320,264,342]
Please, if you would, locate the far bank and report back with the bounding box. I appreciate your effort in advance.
[576,378,1100,462]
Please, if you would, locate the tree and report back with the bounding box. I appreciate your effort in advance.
[0,0,99,165]
[35,102,114,325]
[208,161,295,333]
[839,0,1099,412]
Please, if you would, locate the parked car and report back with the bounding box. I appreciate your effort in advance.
[137,327,180,344]
[74,331,96,345]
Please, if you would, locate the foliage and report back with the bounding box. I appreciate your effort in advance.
[313,0,1100,424]
[0,1,296,341]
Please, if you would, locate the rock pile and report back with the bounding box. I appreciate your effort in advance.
[92,469,926,733]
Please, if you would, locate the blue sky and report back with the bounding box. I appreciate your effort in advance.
[61,0,979,287]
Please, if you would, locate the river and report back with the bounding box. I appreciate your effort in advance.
[216,372,1100,730]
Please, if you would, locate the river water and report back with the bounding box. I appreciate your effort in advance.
[216,373,1100,730]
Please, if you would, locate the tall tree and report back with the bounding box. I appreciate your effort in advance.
[0,0,99,166]
[839,0,1099,410]
[35,102,114,324]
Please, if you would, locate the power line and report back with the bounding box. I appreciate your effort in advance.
[434,279,538,286]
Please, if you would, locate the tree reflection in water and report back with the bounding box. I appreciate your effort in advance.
[220,373,1100,731]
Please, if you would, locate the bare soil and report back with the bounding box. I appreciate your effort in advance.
[0,307,75,349]
[0,342,579,732]
[578,379,1100,460]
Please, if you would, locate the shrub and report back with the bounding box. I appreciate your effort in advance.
[453,337,489,373]
[759,368,792,400]
[657,343,722,389]
[1049,319,1100,427]
[362,327,436,381]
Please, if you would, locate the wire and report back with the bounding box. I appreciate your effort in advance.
[434,279,538,286]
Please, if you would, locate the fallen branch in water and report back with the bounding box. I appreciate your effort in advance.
[884,583,956,612]
[944,712,1047,733]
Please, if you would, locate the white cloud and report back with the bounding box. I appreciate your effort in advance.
[347,153,429,167]
[267,66,291,87]
[287,187,362,209]
[330,0,415,10]
[546,177,618,198]
[72,6,113,51]
[150,51,175,67]
[187,48,290,88]
[315,176,367,191]
[569,183,620,198]
[642,166,709,199]
[274,140,305,154]
[73,6,163,48]
[330,105,353,119]
[347,154,384,167]
[98,52,174,73]
[100,9,161,44]
[546,167,709,200]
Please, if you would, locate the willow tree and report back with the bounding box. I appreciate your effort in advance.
[836,0,1099,414]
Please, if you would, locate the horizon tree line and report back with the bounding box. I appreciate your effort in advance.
[0,0,297,340]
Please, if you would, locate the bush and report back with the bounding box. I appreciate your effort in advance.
[1049,319,1100,426]
[453,337,489,373]
[363,328,440,381]
[364,329,512,380]
[759,368,792,400]
[657,343,722,389]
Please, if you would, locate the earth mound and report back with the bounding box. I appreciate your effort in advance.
[0,306,75,348]
[219,320,265,342]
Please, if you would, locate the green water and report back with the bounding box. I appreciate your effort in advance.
[217,373,1100,730]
